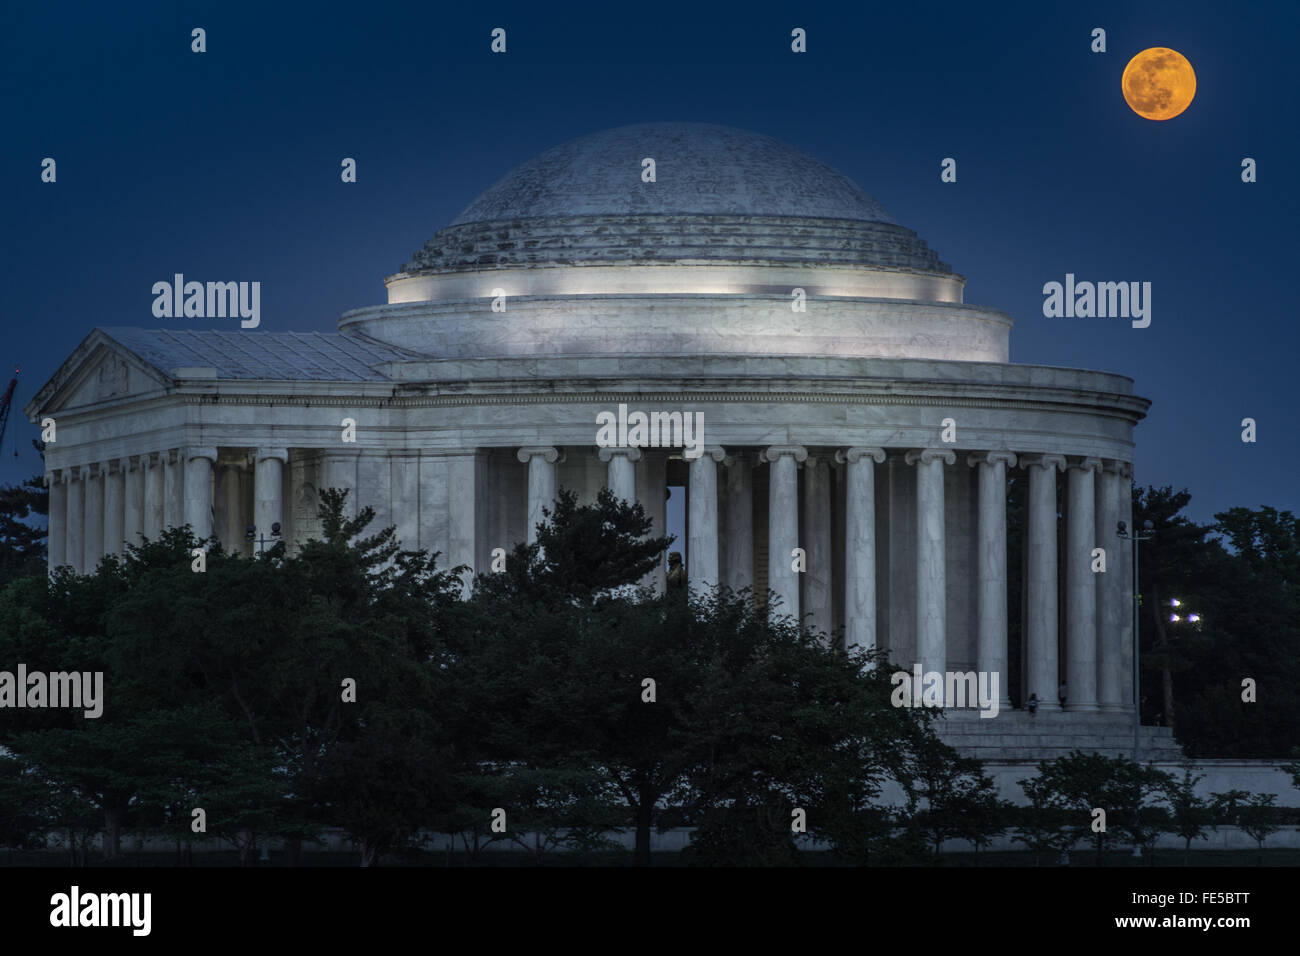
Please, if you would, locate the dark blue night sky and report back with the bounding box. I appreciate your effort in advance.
[3,0,1296,526]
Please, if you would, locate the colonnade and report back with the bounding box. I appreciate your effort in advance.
[47,441,1134,713]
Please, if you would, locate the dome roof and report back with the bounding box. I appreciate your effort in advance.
[450,122,899,224]
[395,123,953,278]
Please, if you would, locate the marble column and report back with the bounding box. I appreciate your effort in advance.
[837,447,886,659]
[723,451,754,593]
[445,451,485,595]
[123,456,144,554]
[83,463,104,571]
[1096,460,1124,711]
[1023,454,1066,711]
[639,453,668,594]
[764,445,807,620]
[599,446,641,506]
[163,450,184,531]
[1117,462,1135,714]
[103,460,124,557]
[184,447,216,543]
[255,448,288,551]
[47,472,67,571]
[906,449,956,695]
[219,462,244,554]
[970,451,1016,707]
[801,452,834,638]
[1066,457,1102,711]
[65,467,85,574]
[687,447,725,594]
[144,452,164,541]
[517,447,561,546]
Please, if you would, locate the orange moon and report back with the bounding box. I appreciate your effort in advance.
[1122,47,1196,120]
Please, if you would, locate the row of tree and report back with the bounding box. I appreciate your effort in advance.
[2,461,1296,759]
[0,488,957,865]
[0,482,1296,864]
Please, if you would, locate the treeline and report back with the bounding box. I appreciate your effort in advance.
[0,488,1295,866]
[3,468,1297,760]
[1132,489,1300,756]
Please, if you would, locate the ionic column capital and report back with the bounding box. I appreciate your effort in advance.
[1067,456,1103,474]
[256,447,289,464]
[1116,461,1133,480]
[762,444,808,464]
[597,446,643,463]
[685,445,725,462]
[1102,458,1126,475]
[1019,453,1067,473]
[517,446,562,464]
[836,446,886,465]
[967,450,1017,469]
[904,448,957,467]
[187,446,218,463]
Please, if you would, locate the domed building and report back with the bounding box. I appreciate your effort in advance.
[28,122,1180,760]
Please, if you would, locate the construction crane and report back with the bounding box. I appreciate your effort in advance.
[0,366,18,458]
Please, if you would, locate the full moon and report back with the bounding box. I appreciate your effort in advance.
[1122,47,1197,120]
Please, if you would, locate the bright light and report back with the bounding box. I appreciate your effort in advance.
[1170,614,1180,622]
[1170,598,1181,607]
[1188,614,1201,623]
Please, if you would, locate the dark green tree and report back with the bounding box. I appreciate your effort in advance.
[0,471,48,585]
[1162,765,1211,864]
[897,733,1008,861]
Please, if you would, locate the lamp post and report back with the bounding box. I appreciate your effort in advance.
[245,521,282,556]
[1117,517,1153,858]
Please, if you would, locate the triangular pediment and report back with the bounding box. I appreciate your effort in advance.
[26,331,172,418]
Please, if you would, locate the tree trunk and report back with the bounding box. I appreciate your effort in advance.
[360,839,377,867]
[286,836,302,867]
[634,788,654,867]
[237,829,255,867]
[104,806,123,860]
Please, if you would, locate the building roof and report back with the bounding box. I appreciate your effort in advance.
[399,124,952,276]
[451,122,898,224]
[98,328,421,382]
